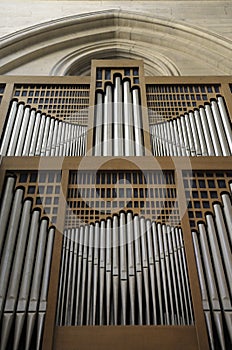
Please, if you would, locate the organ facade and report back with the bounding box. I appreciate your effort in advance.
[0,59,231,350]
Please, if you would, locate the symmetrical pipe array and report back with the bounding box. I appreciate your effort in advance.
[57,212,194,326]
[150,96,232,156]
[0,101,86,157]
[0,176,55,350]
[93,78,144,156]
[192,192,232,350]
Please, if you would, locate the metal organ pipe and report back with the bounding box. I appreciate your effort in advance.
[0,100,18,156]
[180,116,191,156]
[221,193,232,246]
[103,85,112,156]
[194,109,208,156]
[57,213,193,327]
[7,104,24,156]
[0,176,15,258]
[205,104,222,156]
[211,100,230,156]
[192,231,215,350]
[189,111,201,156]
[51,119,59,156]
[132,89,144,155]
[45,118,55,156]
[35,114,46,156]
[29,112,41,156]
[114,77,124,156]
[15,106,30,156]
[123,81,135,156]
[217,96,232,153]
[22,109,36,156]
[199,106,215,156]
[213,204,232,297]
[176,117,186,156]
[94,92,103,156]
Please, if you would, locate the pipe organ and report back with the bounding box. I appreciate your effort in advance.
[0,101,87,157]
[57,213,193,327]
[0,60,231,350]
[150,97,232,157]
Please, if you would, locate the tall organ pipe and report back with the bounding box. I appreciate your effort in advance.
[45,118,55,156]
[35,114,46,156]
[7,104,24,156]
[199,107,215,156]
[205,104,222,156]
[0,176,15,258]
[114,77,124,156]
[22,109,36,156]
[123,81,135,156]
[51,119,59,156]
[176,117,186,156]
[194,109,208,156]
[103,86,113,156]
[0,188,24,317]
[211,100,230,156]
[180,116,190,156]
[15,107,30,156]
[94,93,103,156]
[132,89,144,155]
[217,96,232,153]
[221,193,232,246]
[0,100,18,156]
[185,113,195,156]
[29,112,41,156]
[189,111,201,156]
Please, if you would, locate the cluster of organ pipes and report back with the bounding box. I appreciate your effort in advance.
[192,191,232,350]
[0,101,86,157]
[93,77,145,156]
[0,176,54,350]
[57,212,194,327]
[150,96,232,156]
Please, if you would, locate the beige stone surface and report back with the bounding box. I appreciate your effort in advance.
[0,1,231,75]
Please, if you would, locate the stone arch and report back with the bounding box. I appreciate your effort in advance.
[0,9,232,75]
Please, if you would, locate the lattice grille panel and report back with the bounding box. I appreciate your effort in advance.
[182,170,232,228]
[5,170,62,224]
[146,84,221,123]
[65,170,180,228]
[96,67,139,90]
[13,84,90,125]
